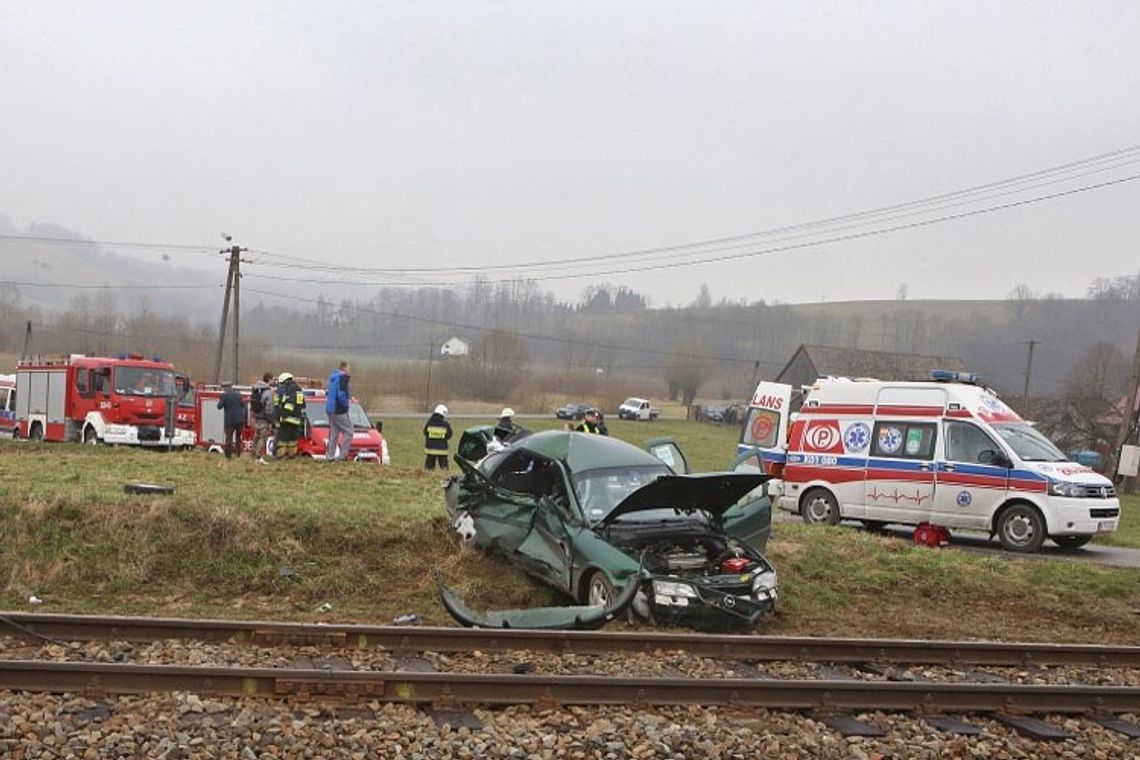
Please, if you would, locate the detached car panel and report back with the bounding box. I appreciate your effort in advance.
[442,430,777,631]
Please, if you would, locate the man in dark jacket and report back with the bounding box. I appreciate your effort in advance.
[576,408,608,435]
[423,404,453,470]
[216,381,247,458]
[325,361,353,461]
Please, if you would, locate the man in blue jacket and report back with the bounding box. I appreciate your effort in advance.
[326,361,354,461]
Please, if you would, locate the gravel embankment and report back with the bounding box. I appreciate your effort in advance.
[0,694,1136,759]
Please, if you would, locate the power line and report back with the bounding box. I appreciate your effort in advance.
[0,280,219,290]
[242,172,1140,286]
[246,145,1140,275]
[0,233,216,253]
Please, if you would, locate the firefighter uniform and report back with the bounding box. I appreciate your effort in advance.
[423,404,453,470]
[274,373,306,459]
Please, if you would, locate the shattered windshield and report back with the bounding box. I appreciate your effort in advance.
[991,423,1066,462]
[571,464,671,524]
[114,367,175,396]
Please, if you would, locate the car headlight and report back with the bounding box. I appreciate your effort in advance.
[652,580,698,598]
[752,569,778,594]
[1050,481,1082,498]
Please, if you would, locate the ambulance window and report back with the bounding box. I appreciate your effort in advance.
[871,421,936,460]
[742,407,781,448]
[6,389,14,412]
[945,421,1001,464]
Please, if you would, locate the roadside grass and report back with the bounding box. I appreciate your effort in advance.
[3,438,1140,643]
[1093,493,1140,549]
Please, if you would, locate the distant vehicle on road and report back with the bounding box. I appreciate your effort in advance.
[618,397,659,421]
[555,402,591,420]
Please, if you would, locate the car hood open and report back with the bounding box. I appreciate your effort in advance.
[600,473,769,526]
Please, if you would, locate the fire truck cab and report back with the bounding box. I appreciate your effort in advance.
[14,354,195,447]
[737,371,1120,553]
[0,374,16,438]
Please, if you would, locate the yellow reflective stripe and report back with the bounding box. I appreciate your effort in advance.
[426,426,448,439]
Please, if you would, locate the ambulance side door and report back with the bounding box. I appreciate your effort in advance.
[863,420,938,524]
[931,420,1009,529]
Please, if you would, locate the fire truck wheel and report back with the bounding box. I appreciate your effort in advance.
[1052,535,1092,550]
[995,503,1046,553]
[83,427,100,445]
[800,488,840,526]
[29,423,43,442]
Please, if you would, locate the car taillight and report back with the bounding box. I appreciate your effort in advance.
[721,557,751,573]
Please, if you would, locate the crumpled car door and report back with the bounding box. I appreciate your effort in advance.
[516,496,576,593]
[643,436,691,474]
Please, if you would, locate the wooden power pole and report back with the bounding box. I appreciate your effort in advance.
[1020,339,1040,413]
[212,242,247,385]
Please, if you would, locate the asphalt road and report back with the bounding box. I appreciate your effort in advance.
[772,511,1140,569]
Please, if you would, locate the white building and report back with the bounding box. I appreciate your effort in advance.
[440,336,470,357]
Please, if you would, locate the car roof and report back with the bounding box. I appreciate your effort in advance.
[518,430,664,472]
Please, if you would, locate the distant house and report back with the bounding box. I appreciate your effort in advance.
[440,336,469,357]
[774,344,970,390]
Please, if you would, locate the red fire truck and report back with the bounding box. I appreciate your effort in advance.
[14,354,196,447]
[0,374,16,438]
[194,384,389,463]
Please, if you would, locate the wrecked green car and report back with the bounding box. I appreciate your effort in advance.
[442,430,778,631]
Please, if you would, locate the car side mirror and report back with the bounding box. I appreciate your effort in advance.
[374,420,383,432]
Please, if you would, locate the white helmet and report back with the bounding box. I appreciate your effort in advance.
[278,372,294,383]
[434,404,449,416]
[500,407,515,417]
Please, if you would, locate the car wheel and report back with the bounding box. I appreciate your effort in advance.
[83,426,99,445]
[1053,535,1092,550]
[800,488,840,525]
[584,571,616,607]
[996,503,1046,553]
[29,422,43,442]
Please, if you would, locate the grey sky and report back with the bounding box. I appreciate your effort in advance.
[1,0,1138,306]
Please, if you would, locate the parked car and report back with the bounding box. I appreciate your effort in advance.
[442,430,777,630]
[618,397,660,421]
[555,402,592,420]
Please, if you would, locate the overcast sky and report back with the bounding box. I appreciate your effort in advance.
[1,1,1138,306]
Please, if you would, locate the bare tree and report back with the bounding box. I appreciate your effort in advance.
[665,341,714,406]
[1006,283,1037,319]
[1062,342,1130,450]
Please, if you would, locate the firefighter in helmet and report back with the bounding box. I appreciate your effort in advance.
[274,372,306,459]
[423,404,453,470]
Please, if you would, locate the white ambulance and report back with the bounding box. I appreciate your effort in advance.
[736,371,1120,553]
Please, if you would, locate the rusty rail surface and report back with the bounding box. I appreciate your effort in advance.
[3,611,1140,667]
[1,660,1138,713]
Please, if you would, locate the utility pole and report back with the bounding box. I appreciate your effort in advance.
[1020,339,1040,413]
[425,342,435,412]
[21,321,31,360]
[212,239,248,384]
[1110,324,1140,494]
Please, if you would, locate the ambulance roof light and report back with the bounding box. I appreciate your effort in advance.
[931,369,982,385]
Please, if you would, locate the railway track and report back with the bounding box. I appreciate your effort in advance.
[1,612,1139,740]
[3,611,1139,667]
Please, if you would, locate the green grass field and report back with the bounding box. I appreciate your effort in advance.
[1094,493,1139,548]
[3,428,1140,643]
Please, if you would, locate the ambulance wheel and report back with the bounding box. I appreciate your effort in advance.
[83,427,100,445]
[1052,535,1092,550]
[995,503,1046,553]
[800,488,840,525]
[29,423,43,442]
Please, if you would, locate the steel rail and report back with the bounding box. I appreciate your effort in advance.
[3,612,1139,668]
[1,660,1138,713]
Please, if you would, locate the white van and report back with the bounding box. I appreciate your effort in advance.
[736,372,1120,552]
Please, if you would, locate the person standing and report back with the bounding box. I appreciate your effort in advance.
[576,408,608,435]
[250,372,276,464]
[325,361,354,461]
[423,404,453,470]
[275,372,306,459]
[494,407,517,442]
[216,381,247,459]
